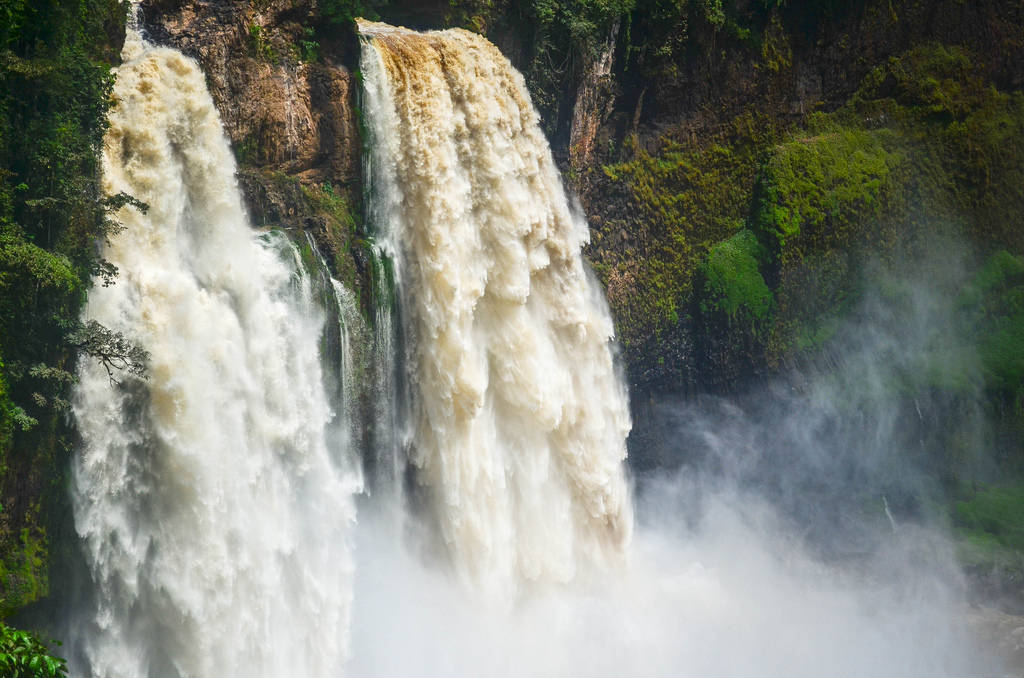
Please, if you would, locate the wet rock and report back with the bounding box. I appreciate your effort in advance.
[142,0,359,187]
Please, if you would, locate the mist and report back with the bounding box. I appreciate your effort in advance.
[344,238,1011,678]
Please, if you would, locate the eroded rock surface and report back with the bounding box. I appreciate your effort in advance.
[142,0,359,188]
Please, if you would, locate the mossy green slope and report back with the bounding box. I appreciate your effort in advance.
[591,41,1024,393]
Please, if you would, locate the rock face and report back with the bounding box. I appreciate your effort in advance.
[137,0,1024,401]
[139,0,367,308]
[572,0,1024,394]
[567,19,619,170]
[142,0,360,189]
[968,606,1024,677]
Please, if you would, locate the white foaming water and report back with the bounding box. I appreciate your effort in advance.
[358,20,633,598]
[70,24,360,678]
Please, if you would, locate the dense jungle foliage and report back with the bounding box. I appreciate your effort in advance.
[0,0,129,637]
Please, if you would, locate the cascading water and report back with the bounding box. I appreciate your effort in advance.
[66,9,1003,678]
[358,20,633,597]
[70,20,361,678]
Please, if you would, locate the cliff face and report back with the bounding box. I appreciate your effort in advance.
[576,0,1024,394]
[139,0,1024,396]
[144,0,359,186]
[142,0,366,294]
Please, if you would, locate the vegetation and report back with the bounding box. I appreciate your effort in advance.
[0,622,67,678]
[585,29,1024,590]
[591,37,1024,391]
[301,180,364,291]
[0,0,129,617]
[247,23,278,63]
[321,0,380,27]
[751,125,901,255]
[699,229,771,325]
[955,483,1024,552]
[953,482,1024,589]
[0,0,1019,640]
[588,113,774,384]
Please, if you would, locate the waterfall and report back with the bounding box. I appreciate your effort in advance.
[70,23,361,678]
[358,20,633,597]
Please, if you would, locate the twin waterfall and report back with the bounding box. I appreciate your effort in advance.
[71,16,631,677]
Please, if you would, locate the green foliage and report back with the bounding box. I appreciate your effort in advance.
[0,526,48,617]
[321,0,380,26]
[247,23,278,63]
[298,27,320,63]
[0,0,127,617]
[67,320,149,385]
[954,483,1024,551]
[0,363,12,461]
[699,229,772,324]
[446,0,499,34]
[0,623,66,678]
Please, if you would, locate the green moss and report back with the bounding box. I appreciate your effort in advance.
[0,525,48,618]
[300,182,361,290]
[233,134,261,167]
[595,115,773,354]
[959,251,1024,306]
[843,44,1024,252]
[850,44,978,122]
[758,13,791,73]
[980,320,1024,393]
[593,39,1024,392]
[960,251,1024,394]
[954,483,1024,551]
[749,43,1024,371]
[699,229,772,324]
[302,183,358,236]
[753,125,903,253]
[750,125,905,364]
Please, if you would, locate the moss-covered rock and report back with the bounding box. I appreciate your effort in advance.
[699,229,772,324]
[953,482,1024,602]
[587,114,775,389]
[745,44,1024,373]
[0,526,48,619]
[752,125,902,254]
